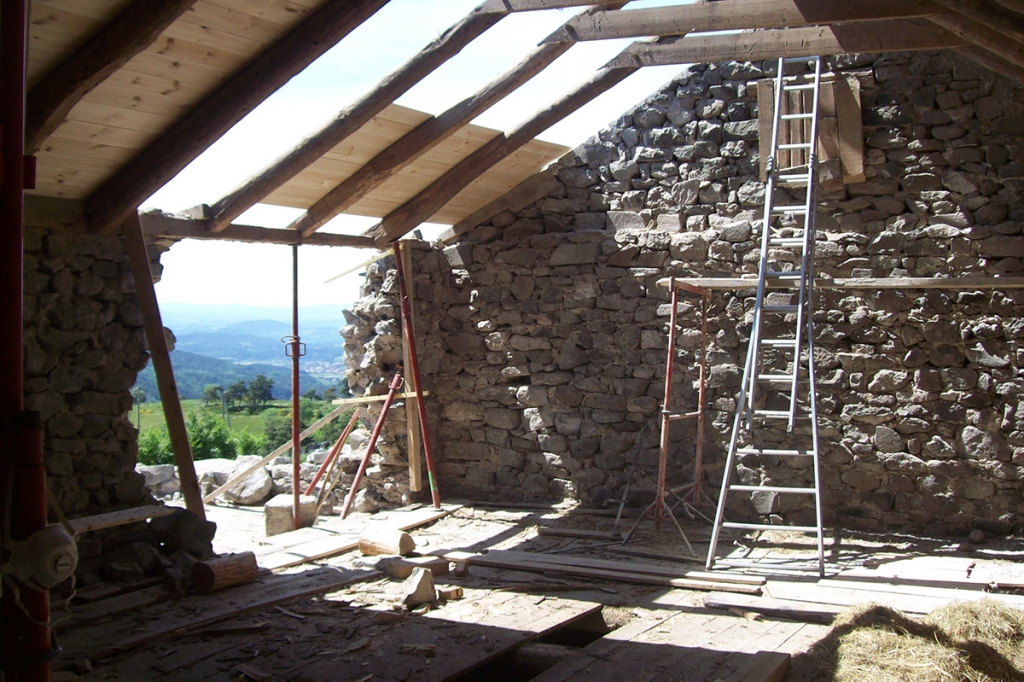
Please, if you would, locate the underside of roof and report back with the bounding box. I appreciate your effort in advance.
[23,0,1024,250]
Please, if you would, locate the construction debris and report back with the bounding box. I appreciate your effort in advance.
[360,526,415,556]
[400,567,436,608]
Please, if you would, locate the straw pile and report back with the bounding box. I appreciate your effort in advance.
[795,599,1024,681]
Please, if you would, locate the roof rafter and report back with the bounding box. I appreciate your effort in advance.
[85,0,391,235]
[929,12,1024,69]
[604,19,967,68]
[931,0,1024,43]
[206,3,507,233]
[957,46,1024,84]
[140,212,375,248]
[25,0,199,154]
[478,0,623,10]
[544,0,942,44]
[994,0,1024,15]
[292,3,626,237]
[369,63,639,246]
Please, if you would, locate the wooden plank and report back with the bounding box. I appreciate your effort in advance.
[138,211,376,248]
[399,242,422,493]
[259,504,459,570]
[84,0,390,234]
[55,585,177,631]
[123,213,205,519]
[719,651,790,682]
[546,0,942,43]
[537,527,623,541]
[605,20,967,68]
[67,504,175,533]
[61,567,378,661]
[208,6,506,232]
[370,65,636,245]
[703,593,840,624]
[482,550,766,586]
[757,80,775,182]
[25,0,199,153]
[929,12,1024,69]
[438,550,762,595]
[607,545,705,565]
[835,75,865,183]
[661,276,1024,291]
[202,402,350,503]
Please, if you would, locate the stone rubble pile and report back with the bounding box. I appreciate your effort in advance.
[342,51,1024,536]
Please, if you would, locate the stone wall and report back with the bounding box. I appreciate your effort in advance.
[343,50,1024,536]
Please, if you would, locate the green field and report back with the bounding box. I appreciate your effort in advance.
[133,399,290,435]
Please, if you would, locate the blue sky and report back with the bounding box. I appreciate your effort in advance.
[151,0,686,308]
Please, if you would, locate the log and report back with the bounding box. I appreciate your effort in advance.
[544,0,942,43]
[359,526,415,556]
[139,211,375,248]
[604,20,966,68]
[122,214,205,519]
[25,0,199,153]
[209,6,506,232]
[370,64,637,245]
[191,552,260,593]
[86,0,389,234]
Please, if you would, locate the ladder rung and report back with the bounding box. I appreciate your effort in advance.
[780,113,814,120]
[771,205,807,213]
[668,411,700,421]
[778,143,813,149]
[722,522,819,532]
[765,270,803,279]
[757,374,796,383]
[777,174,809,184]
[760,339,797,347]
[729,485,817,494]
[768,238,806,247]
[747,409,810,420]
[762,305,799,313]
[783,83,816,91]
[737,448,814,457]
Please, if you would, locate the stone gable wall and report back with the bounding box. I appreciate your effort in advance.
[344,50,1024,536]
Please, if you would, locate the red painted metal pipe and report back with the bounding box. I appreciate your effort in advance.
[304,409,360,495]
[290,245,302,529]
[341,373,403,519]
[392,246,441,508]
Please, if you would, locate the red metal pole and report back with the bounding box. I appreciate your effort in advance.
[2,1,51,679]
[392,247,441,508]
[304,409,360,495]
[340,373,403,519]
[290,245,302,529]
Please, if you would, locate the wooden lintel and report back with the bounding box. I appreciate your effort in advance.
[84,0,390,235]
[370,65,637,246]
[208,6,505,233]
[929,13,1024,69]
[658,276,1024,291]
[604,19,966,68]
[122,213,205,520]
[932,0,1024,44]
[25,0,198,153]
[545,0,942,44]
[139,212,376,248]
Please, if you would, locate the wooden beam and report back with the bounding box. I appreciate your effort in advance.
[929,13,1024,68]
[931,0,1024,43]
[207,4,506,233]
[604,19,967,68]
[85,0,390,235]
[292,1,610,237]
[545,0,942,43]
[994,0,1024,16]
[25,0,198,153]
[659,276,1024,290]
[139,211,376,248]
[370,64,638,246]
[398,242,422,493]
[478,0,622,11]
[68,505,176,534]
[441,168,561,241]
[958,45,1024,84]
[122,213,205,520]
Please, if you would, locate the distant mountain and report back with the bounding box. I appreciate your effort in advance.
[135,350,339,401]
[159,302,353,371]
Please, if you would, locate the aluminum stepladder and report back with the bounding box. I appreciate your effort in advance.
[706,56,826,576]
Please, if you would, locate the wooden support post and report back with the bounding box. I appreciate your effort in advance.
[399,242,423,493]
[122,213,205,520]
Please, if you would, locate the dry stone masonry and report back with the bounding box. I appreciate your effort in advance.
[344,51,1024,537]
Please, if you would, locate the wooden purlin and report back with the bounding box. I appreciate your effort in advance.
[139,211,376,247]
[544,0,943,43]
[84,0,390,235]
[25,0,199,153]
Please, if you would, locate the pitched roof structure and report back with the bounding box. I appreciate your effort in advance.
[24,0,1024,249]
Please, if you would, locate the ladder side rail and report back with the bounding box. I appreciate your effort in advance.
[788,57,823,431]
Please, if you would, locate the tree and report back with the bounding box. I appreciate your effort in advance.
[226,381,247,409]
[303,389,321,401]
[202,384,224,407]
[321,386,338,402]
[185,410,237,460]
[247,375,274,410]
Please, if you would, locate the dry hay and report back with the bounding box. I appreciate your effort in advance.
[792,599,1024,681]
